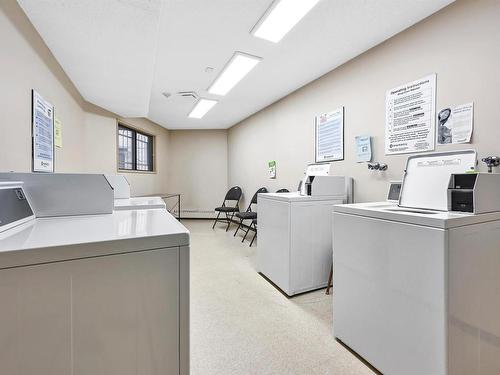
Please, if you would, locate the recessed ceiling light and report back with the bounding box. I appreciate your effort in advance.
[252,0,321,43]
[188,98,218,119]
[208,52,262,96]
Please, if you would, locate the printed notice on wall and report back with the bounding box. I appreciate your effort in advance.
[268,160,276,179]
[54,117,63,148]
[315,107,344,163]
[437,102,473,145]
[355,135,372,162]
[385,74,436,155]
[32,89,54,172]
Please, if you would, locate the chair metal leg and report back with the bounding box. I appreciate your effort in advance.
[249,230,257,247]
[234,219,243,236]
[226,212,235,232]
[212,211,221,229]
[325,264,333,295]
[242,225,250,242]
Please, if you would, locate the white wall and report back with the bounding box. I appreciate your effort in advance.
[167,130,228,218]
[228,0,500,207]
[0,1,169,196]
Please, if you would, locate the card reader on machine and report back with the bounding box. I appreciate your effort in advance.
[300,163,352,200]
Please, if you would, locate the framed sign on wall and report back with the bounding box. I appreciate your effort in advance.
[315,106,344,163]
[32,89,55,172]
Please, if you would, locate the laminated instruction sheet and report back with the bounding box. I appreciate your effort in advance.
[32,89,54,172]
[315,107,344,162]
[385,74,436,155]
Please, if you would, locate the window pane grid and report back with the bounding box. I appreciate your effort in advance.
[136,133,151,171]
[118,125,153,172]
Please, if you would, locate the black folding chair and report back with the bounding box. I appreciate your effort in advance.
[248,218,258,247]
[245,189,287,247]
[234,187,268,240]
[213,186,242,232]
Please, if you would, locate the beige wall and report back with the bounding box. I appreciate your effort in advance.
[0,1,169,196]
[228,0,500,207]
[82,104,170,196]
[3,0,500,211]
[167,130,228,217]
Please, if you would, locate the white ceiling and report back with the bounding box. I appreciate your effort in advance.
[18,0,454,129]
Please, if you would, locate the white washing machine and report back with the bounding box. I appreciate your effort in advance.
[258,175,352,296]
[105,174,166,210]
[333,150,500,375]
[0,175,189,375]
[113,196,166,210]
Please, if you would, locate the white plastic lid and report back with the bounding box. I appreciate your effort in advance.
[399,150,477,211]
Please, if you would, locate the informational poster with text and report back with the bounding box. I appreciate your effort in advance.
[315,107,344,163]
[32,89,54,172]
[385,74,436,155]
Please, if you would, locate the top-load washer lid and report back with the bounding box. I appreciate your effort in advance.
[399,150,477,211]
[105,174,131,199]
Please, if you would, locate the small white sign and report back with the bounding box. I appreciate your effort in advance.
[268,160,276,179]
[355,135,372,162]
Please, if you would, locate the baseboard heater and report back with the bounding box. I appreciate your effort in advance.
[179,210,255,231]
[179,209,217,219]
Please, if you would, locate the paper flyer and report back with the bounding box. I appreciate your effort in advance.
[55,117,62,148]
[437,102,473,145]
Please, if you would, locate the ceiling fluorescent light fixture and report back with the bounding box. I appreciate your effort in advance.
[188,98,218,119]
[252,0,321,43]
[208,52,262,96]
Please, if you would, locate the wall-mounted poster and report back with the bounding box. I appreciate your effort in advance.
[315,107,344,163]
[385,74,436,155]
[437,102,473,145]
[32,89,54,172]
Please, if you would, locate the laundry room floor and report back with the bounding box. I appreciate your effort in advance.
[185,219,376,375]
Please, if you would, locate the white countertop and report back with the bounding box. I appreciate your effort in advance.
[333,201,500,229]
[0,209,188,269]
[259,192,347,202]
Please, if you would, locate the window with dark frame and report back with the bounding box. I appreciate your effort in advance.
[118,124,154,172]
